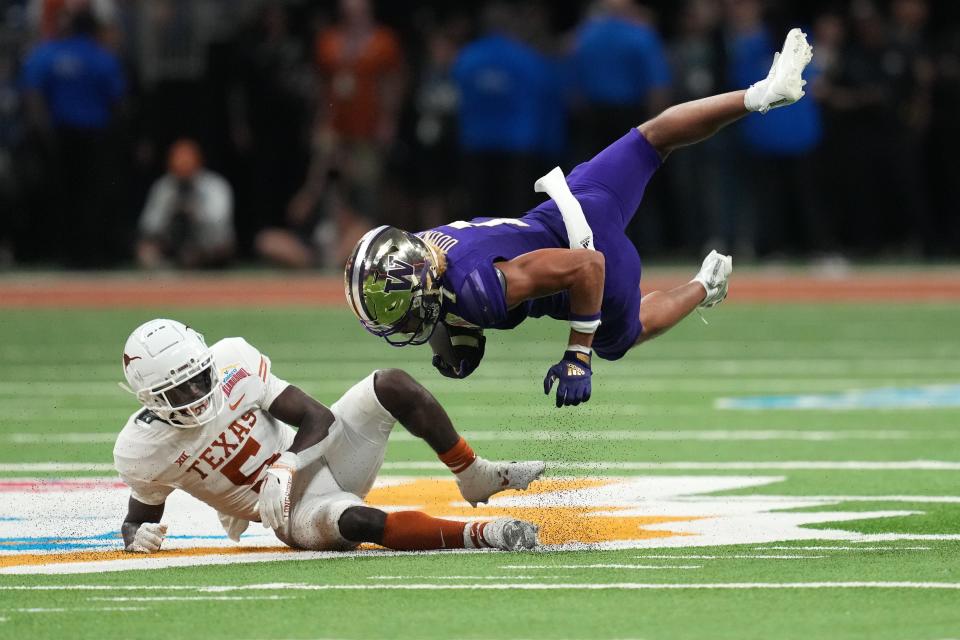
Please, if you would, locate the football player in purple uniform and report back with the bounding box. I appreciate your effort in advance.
[345,29,813,407]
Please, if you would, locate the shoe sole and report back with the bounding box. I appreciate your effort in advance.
[769,29,813,104]
[500,521,539,550]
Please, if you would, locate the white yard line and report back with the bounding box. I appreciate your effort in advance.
[7,581,960,591]
[632,555,826,560]
[6,429,945,445]
[500,564,702,570]
[377,461,960,472]
[6,460,960,474]
[758,546,931,551]
[389,430,932,442]
[89,596,296,602]
[0,378,946,396]
[0,463,114,472]
[2,433,118,444]
[368,575,562,580]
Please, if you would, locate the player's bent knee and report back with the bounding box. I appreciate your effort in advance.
[338,506,387,543]
[373,368,428,420]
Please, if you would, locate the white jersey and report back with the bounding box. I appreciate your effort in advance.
[114,337,293,521]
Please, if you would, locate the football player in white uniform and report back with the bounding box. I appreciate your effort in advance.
[115,319,544,553]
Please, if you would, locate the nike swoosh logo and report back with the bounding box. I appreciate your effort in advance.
[229,394,246,411]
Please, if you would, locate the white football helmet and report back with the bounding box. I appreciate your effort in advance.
[120,319,223,428]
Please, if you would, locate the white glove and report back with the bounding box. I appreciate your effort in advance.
[218,511,250,543]
[125,522,167,553]
[258,451,299,530]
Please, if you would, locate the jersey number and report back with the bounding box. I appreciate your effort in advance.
[448,218,529,229]
[220,437,280,493]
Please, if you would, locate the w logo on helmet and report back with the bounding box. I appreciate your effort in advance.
[384,256,416,292]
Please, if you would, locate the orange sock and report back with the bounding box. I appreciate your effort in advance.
[381,511,466,550]
[438,437,476,474]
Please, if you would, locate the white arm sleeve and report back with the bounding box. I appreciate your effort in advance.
[534,167,595,251]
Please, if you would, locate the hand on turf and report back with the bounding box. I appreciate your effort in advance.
[543,349,592,408]
[258,451,299,530]
[125,522,167,553]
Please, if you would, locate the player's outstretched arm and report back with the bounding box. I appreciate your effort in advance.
[121,497,166,553]
[259,385,337,530]
[639,28,812,158]
[497,249,603,407]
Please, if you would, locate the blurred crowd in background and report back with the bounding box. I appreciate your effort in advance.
[0,0,958,270]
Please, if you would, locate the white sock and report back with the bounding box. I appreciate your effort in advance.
[462,521,489,549]
[744,81,766,113]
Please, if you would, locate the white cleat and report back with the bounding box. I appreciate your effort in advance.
[692,250,733,308]
[456,459,546,507]
[745,28,814,114]
[476,518,539,551]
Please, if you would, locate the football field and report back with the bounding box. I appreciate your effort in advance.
[1,276,960,639]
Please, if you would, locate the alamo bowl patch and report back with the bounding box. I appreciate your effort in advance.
[220,364,251,397]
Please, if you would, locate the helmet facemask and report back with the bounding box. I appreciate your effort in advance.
[345,226,445,347]
[134,351,223,427]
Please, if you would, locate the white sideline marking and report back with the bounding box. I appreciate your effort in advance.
[11,608,68,613]
[632,555,826,560]
[6,460,960,474]
[759,546,931,551]
[500,564,703,570]
[7,581,960,591]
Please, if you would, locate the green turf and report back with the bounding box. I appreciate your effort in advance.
[2,303,960,639]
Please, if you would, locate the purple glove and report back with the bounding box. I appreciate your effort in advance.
[543,349,592,408]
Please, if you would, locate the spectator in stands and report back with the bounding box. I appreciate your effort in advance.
[0,51,21,266]
[229,2,313,251]
[569,0,670,254]
[20,7,125,267]
[570,0,671,157]
[136,139,235,269]
[405,22,463,230]
[452,2,562,217]
[725,0,827,258]
[667,0,735,255]
[287,0,402,229]
[928,8,960,255]
[816,0,930,255]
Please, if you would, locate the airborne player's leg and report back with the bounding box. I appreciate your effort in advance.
[629,30,811,346]
[635,251,733,345]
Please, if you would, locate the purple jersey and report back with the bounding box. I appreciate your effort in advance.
[418,128,661,360]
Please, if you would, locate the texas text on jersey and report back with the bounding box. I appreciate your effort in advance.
[114,337,292,521]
